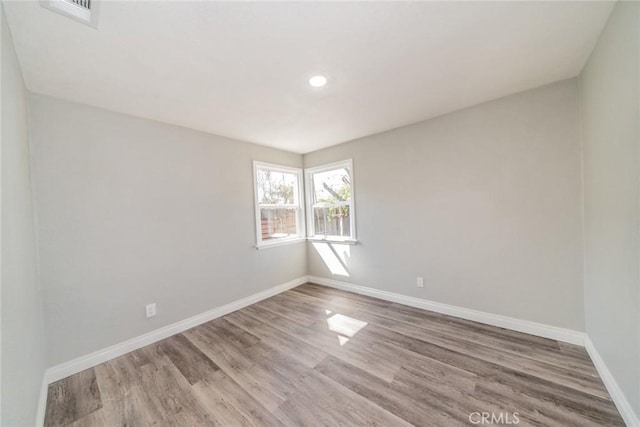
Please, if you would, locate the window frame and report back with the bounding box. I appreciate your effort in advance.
[253,161,306,249]
[305,159,357,243]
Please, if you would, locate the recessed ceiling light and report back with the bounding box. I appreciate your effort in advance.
[309,75,328,88]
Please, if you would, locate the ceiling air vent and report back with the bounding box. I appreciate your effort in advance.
[41,0,100,28]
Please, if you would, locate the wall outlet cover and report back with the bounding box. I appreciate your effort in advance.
[146,303,157,318]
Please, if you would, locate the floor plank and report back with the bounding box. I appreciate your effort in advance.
[44,282,625,426]
[156,333,220,385]
[45,368,102,426]
[273,368,413,427]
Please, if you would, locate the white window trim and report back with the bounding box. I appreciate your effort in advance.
[253,161,305,249]
[305,159,357,243]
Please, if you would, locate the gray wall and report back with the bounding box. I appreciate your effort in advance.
[1,5,47,426]
[305,79,585,331]
[28,94,306,366]
[580,0,640,416]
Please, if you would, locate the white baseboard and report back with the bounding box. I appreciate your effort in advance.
[307,275,585,346]
[584,337,640,427]
[43,276,308,387]
[35,375,48,427]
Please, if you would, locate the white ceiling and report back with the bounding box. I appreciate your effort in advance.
[4,1,613,153]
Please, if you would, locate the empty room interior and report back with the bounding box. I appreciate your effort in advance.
[2,0,639,426]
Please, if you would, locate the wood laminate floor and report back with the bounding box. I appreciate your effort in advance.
[44,283,624,426]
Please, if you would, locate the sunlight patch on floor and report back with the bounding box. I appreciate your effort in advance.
[326,313,368,346]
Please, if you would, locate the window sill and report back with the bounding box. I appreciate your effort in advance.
[255,237,307,250]
[306,237,359,245]
[255,236,359,249]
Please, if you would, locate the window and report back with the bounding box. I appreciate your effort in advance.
[306,159,356,242]
[253,162,305,248]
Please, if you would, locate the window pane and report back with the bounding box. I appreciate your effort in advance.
[313,167,351,205]
[256,169,296,205]
[260,207,298,240]
[313,205,351,237]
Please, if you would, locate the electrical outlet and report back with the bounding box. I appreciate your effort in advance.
[146,303,157,318]
[417,277,424,288]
